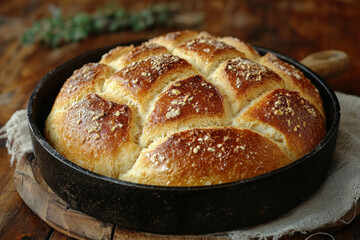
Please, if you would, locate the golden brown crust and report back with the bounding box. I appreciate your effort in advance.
[173,37,245,75]
[46,30,327,186]
[261,53,325,119]
[53,63,114,110]
[159,30,199,41]
[100,46,133,64]
[141,75,227,146]
[236,89,326,160]
[122,43,169,64]
[148,30,199,51]
[105,43,170,70]
[178,37,241,61]
[209,57,283,114]
[121,127,291,186]
[62,94,132,149]
[147,75,224,126]
[219,36,261,60]
[107,54,193,100]
[223,57,281,93]
[45,94,139,178]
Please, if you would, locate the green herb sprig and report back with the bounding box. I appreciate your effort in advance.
[21,4,203,48]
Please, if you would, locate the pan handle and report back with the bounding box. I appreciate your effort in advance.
[300,50,350,79]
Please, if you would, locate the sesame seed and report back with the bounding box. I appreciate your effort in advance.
[203,48,210,53]
[207,147,215,152]
[171,89,181,95]
[193,145,201,153]
[274,109,284,116]
[294,72,301,79]
[171,99,179,105]
[274,100,282,106]
[183,94,190,102]
[307,108,317,117]
[166,108,181,119]
[94,112,104,120]
[111,123,123,132]
[87,128,95,134]
[132,79,139,84]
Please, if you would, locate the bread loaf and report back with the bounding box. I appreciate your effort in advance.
[44,30,326,186]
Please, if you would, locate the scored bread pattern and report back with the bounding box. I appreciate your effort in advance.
[45,30,326,186]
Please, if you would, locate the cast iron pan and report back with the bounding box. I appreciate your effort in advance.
[27,39,340,235]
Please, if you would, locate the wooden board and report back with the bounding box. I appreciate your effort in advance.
[13,155,360,240]
[13,155,228,240]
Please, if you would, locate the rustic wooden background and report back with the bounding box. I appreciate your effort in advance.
[1,0,360,239]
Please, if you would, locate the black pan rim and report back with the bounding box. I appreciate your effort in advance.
[27,40,341,192]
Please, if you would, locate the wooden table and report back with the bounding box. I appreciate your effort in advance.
[1,0,360,239]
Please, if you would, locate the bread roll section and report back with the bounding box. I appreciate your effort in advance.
[122,128,292,186]
[45,30,326,186]
[141,75,228,146]
[45,94,139,178]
